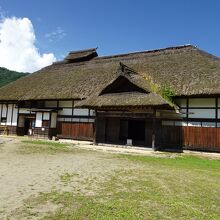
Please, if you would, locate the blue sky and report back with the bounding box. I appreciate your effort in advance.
[0,0,220,71]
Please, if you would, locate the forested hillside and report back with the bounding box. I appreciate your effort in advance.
[0,67,29,87]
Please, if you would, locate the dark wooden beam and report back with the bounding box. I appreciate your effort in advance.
[11,104,14,126]
[93,110,97,145]
[152,109,156,151]
[216,98,218,128]
[186,97,189,126]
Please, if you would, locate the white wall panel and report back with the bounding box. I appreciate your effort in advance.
[202,122,215,127]
[188,109,215,119]
[72,118,80,122]
[43,112,50,120]
[188,122,201,127]
[73,108,89,116]
[35,112,42,127]
[189,98,215,107]
[6,104,13,125]
[59,108,72,116]
[174,121,187,126]
[88,118,95,123]
[90,110,95,116]
[19,108,31,114]
[12,106,18,126]
[2,104,7,117]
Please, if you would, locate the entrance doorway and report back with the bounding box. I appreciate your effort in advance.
[120,119,146,145]
[24,117,35,135]
[128,120,145,142]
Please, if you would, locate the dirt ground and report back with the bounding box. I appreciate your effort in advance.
[0,137,219,219]
[0,137,137,219]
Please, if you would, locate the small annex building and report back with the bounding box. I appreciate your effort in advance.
[0,45,220,152]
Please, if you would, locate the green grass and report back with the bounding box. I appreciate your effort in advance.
[120,154,220,170]
[12,153,220,219]
[18,140,73,154]
[60,172,79,184]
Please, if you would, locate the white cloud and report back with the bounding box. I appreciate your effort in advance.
[0,17,56,72]
[45,27,66,42]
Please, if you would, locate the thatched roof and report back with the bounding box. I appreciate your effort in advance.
[75,92,169,109]
[0,45,220,102]
[75,63,171,109]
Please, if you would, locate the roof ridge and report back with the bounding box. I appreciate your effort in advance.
[95,44,195,60]
[52,44,196,67]
[69,47,97,54]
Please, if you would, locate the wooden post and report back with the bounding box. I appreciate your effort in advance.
[152,109,156,151]
[93,110,97,145]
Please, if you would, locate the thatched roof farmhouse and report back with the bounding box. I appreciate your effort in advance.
[0,45,220,152]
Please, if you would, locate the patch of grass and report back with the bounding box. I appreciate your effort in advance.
[22,140,68,147]
[161,85,175,103]
[119,154,220,171]
[11,154,220,219]
[60,172,78,184]
[18,140,75,154]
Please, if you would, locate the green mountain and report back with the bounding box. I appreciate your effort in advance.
[0,67,29,88]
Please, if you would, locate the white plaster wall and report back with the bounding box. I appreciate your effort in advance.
[43,112,50,120]
[188,122,201,127]
[51,112,57,128]
[73,108,89,116]
[35,112,42,127]
[2,104,7,117]
[188,109,215,119]
[90,110,95,116]
[174,121,188,126]
[12,107,18,126]
[202,122,215,127]
[19,108,31,114]
[59,108,72,116]
[6,104,13,125]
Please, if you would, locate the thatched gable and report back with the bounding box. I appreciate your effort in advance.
[75,63,169,109]
[0,45,220,102]
[99,62,150,95]
[64,48,98,63]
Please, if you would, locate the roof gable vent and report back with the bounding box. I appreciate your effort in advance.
[64,48,98,63]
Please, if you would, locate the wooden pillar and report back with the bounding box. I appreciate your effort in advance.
[93,110,97,145]
[215,97,218,128]
[152,109,156,151]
